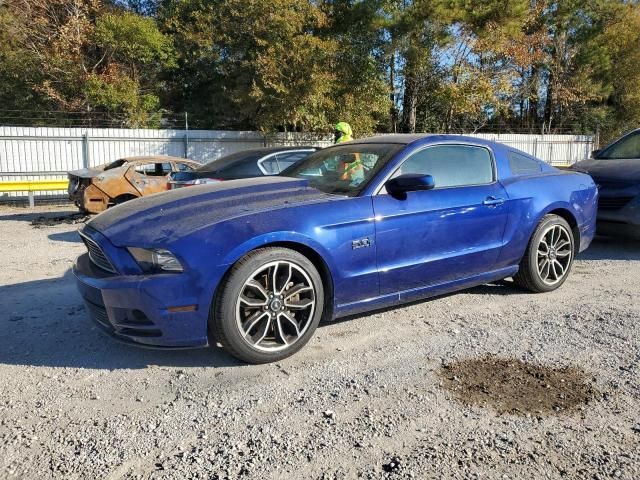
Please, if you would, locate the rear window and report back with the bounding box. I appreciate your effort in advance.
[276,151,312,170]
[215,159,263,179]
[508,151,542,175]
[104,159,127,171]
[197,151,263,174]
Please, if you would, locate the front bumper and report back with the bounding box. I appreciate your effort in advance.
[596,221,640,239]
[73,253,210,348]
[596,189,640,239]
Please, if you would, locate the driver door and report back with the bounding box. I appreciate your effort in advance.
[372,144,509,295]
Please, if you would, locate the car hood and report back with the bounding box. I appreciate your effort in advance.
[86,176,337,246]
[572,159,640,182]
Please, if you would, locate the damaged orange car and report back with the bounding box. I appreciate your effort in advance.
[68,156,200,213]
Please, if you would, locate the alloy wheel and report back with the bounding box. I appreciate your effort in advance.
[536,224,573,286]
[235,260,316,352]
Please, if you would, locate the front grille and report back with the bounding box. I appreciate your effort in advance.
[79,232,117,274]
[595,179,636,190]
[598,196,634,210]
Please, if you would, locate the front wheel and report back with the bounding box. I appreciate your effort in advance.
[514,214,575,293]
[212,247,324,364]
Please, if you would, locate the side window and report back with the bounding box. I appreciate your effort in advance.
[260,156,280,175]
[393,145,494,189]
[134,163,157,176]
[134,163,172,177]
[176,162,195,172]
[600,132,640,159]
[508,152,542,175]
[275,152,311,172]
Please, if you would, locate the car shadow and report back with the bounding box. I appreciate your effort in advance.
[0,270,242,370]
[577,235,640,261]
[3,234,639,370]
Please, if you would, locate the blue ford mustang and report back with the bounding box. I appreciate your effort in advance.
[74,135,598,363]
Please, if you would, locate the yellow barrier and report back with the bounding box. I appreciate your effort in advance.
[0,179,69,192]
[0,179,70,207]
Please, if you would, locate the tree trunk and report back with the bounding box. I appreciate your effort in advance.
[401,72,417,133]
[543,71,554,134]
[390,51,398,133]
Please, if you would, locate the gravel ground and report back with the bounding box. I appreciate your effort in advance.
[0,204,638,480]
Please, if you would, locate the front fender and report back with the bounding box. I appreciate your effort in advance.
[219,231,337,273]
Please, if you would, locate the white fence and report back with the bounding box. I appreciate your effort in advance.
[0,127,595,199]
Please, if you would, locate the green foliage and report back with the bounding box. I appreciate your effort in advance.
[94,11,175,67]
[0,0,174,127]
[84,71,162,127]
[1,0,640,137]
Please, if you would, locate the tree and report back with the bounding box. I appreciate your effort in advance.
[2,0,175,127]
[159,0,390,133]
[2,0,640,138]
[580,1,640,142]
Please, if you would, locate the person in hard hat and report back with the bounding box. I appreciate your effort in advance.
[334,122,353,144]
[333,122,363,183]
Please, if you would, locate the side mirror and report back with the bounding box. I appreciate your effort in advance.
[385,174,435,198]
[591,149,602,159]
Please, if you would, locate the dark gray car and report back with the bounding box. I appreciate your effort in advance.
[572,129,640,238]
[168,146,318,189]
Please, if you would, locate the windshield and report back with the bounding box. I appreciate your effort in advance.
[281,143,404,196]
[597,131,640,159]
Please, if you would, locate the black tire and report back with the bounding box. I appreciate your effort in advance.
[514,214,575,293]
[212,247,324,364]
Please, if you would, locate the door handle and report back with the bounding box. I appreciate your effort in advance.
[483,196,505,206]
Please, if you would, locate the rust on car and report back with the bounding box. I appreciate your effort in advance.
[67,156,201,214]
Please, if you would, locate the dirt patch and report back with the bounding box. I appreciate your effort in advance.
[439,356,597,415]
[30,213,90,228]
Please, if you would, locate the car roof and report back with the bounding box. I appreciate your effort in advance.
[350,134,436,145]
[228,146,319,154]
[122,156,196,163]
[345,133,499,147]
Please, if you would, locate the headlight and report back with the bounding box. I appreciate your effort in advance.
[128,247,184,273]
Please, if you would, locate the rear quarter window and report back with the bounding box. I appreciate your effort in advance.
[508,152,543,176]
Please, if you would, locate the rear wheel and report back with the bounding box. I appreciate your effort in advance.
[212,247,324,364]
[514,214,575,293]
